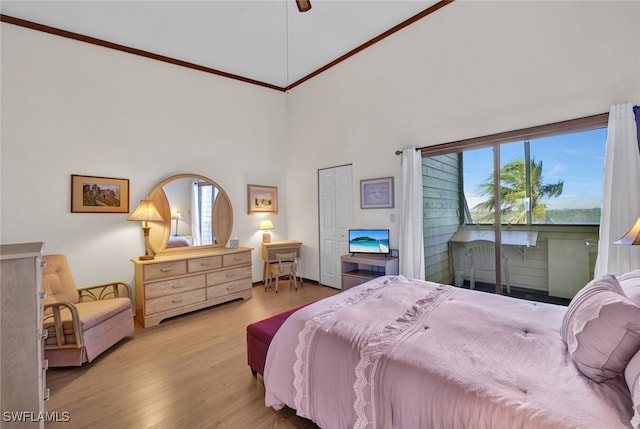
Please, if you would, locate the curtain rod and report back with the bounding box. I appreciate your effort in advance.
[395,147,420,155]
[394,112,609,156]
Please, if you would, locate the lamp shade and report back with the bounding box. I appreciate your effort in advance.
[171,211,183,220]
[614,217,640,245]
[128,198,164,222]
[259,220,274,230]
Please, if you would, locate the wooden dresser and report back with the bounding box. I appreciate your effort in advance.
[1,242,47,429]
[132,247,252,328]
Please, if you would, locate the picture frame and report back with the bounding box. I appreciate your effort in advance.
[247,184,278,214]
[360,176,394,209]
[71,174,130,213]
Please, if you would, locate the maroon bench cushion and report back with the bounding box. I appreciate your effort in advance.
[246,305,306,376]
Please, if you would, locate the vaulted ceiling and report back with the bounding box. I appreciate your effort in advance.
[1,1,450,90]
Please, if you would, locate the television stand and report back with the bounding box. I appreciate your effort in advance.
[341,253,399,291]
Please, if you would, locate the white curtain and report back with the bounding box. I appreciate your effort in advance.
[191,182,202,246]
[594,102,640,277]
[399,145,425,280]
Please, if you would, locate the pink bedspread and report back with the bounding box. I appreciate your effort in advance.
[264,276,633,429]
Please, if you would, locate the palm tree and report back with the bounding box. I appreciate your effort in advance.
[473,158,563,224]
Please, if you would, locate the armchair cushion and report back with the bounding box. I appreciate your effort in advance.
[44,297,131,337]
[42,254,80,306]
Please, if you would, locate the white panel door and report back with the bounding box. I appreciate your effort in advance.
[319,164,353,289]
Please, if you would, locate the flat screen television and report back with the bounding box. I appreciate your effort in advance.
[348,229,390,255]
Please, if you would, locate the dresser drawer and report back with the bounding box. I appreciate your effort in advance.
[188,255,222,273]
[144,260,188,281]
[207,278,251,300]
[206,266,251,286]
[223,251,251,267]
[144,275,205,299]
[145,289,205,315]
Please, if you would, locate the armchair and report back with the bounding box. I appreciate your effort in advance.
[42,254,134,367]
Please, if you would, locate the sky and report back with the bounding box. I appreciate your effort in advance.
[463,127,607,211]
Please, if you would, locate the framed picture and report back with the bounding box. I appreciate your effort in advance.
[71,174,130,213]
[247,184,278,214]
[360,176,394,209]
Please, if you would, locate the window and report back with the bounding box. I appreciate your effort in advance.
[421,114,608,300]
[196,183,218,245]
[463,127,607,225]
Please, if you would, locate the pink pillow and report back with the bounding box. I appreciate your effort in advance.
[561,275,640,382]
[625,349,640,428]
[619,269,640,306]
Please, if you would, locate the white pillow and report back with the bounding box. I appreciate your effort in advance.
[561,275,640,382]
[625,349,640,428]
[619,270,640,306]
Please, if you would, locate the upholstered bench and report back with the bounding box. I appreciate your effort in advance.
[246,305,306,377]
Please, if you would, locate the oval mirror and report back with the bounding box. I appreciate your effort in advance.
[146,174,233,255]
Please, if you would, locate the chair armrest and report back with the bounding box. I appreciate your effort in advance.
[43,302,84,349]
[78,281,132,302]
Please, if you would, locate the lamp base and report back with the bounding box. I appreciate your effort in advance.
[262,232,271,243]
[140,226,155,260]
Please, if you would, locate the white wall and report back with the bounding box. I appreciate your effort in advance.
[284,0,640,282]
[1,23,286,285]
[2,1,639,287]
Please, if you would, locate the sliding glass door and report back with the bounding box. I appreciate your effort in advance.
[422,126,606,300]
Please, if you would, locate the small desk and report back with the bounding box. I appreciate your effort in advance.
[261,240,302,282]
[449,229,538,247]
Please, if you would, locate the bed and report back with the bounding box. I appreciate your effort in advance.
[166,235,192,248]
[264,272,640,429]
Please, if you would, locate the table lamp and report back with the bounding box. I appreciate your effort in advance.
[614,217,640,245]
[129,198,164,260]
[171,211,182,236]
[260,220,274,243]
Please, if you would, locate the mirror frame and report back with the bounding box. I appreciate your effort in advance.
[147,173,233,255]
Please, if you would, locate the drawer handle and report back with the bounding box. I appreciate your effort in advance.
[171,284,182,289]
[226,286,236,291]
[160,267,174,272]
[171,298,183,304]
[234,256,243,261]
[40,292,47,300]
[200,262,211,267]
[226,273,235,278]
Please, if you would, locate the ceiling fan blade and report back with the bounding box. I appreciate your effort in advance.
[296,0,312,13]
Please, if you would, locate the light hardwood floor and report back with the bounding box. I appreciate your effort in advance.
[45,282,339,429]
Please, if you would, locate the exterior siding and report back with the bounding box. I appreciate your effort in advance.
[423,154,460,284]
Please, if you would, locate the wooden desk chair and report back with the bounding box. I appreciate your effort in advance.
[294,255,303,288]
[265,252,299,293]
